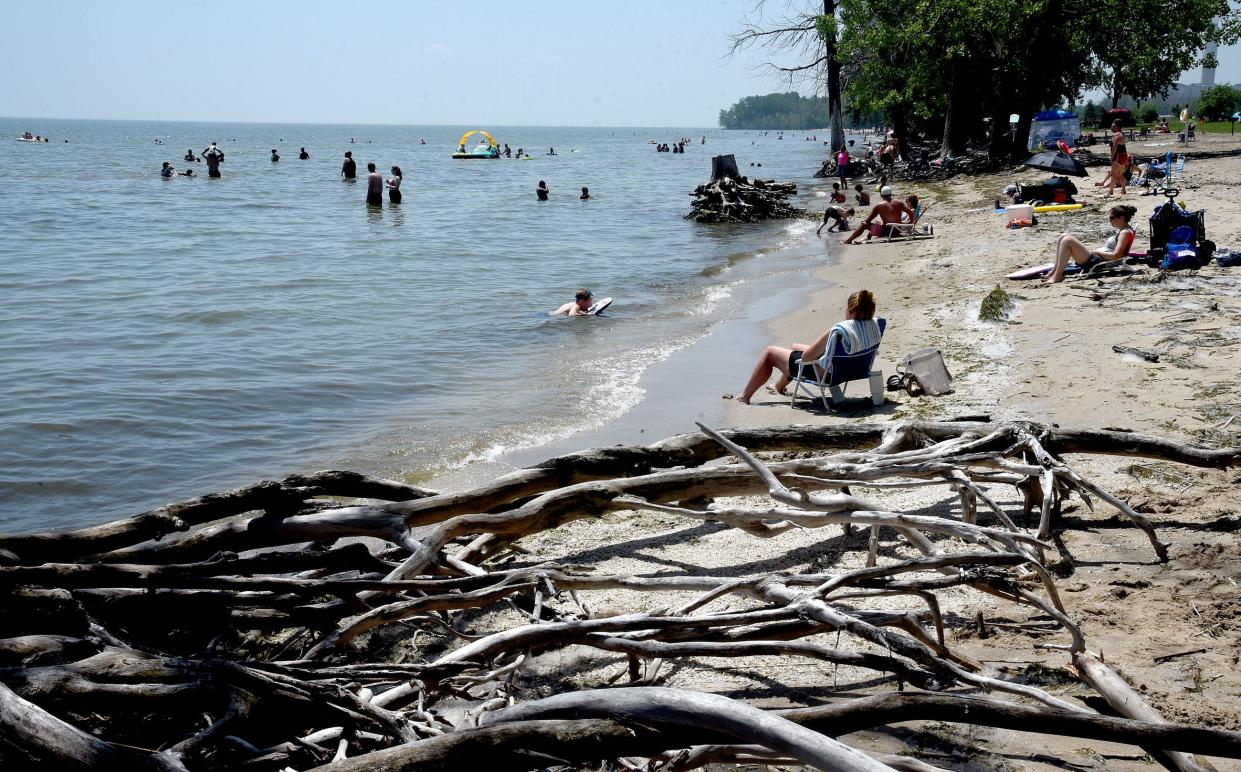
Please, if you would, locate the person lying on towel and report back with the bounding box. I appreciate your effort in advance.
[1043,205,1136,284]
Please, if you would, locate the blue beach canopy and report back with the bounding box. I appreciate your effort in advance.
[1028,109,1081,150]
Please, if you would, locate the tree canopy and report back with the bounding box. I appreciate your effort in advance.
[718,92,830,130]
[731,0,1238,159]
[1197,84,1241,120]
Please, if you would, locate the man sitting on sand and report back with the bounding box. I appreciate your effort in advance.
[842,186,912,244]
[550,288,595,316]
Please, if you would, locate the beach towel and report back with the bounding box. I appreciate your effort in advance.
[817,318,883,370]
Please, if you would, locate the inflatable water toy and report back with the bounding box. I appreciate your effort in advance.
[1031,203,1084,213]
[451,129,500,159]
[587,297,613,315]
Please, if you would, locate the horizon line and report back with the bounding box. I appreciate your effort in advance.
[1,115,725,130]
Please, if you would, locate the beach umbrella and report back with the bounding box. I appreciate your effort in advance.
[1022,150,1089,177]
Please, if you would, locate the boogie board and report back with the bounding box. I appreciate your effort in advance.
[1007,263,1080,280]
[587,297,613,315]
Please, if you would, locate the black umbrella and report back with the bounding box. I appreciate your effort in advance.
[1022,150,1089,177]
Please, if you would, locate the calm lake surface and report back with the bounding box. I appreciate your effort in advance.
[0,118,842,531]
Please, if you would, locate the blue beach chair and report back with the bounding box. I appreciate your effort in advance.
[789,318,887,407]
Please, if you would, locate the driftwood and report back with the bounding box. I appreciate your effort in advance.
[0,420,1237,770]
[685,173,802,223]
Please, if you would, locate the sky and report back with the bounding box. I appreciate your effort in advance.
[3,1,1238,127]
[0,0,799,127]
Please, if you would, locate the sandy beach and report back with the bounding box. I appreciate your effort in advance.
[499,134,1241,768]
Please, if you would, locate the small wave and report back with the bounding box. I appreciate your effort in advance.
[691,283,736,316]
[453,339,681,469]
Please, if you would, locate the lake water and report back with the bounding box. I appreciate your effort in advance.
[0,118,844,531]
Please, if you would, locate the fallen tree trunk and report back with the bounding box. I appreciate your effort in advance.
[0,420,1235,770]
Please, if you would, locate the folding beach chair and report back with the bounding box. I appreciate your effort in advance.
[789,318,887,407]
[884,204,934,241]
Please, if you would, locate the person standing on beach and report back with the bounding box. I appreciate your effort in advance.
[366,163,383,206]
[536,180,549,200]
[202,142,224,178]
[387,166,402,204]
[298,147,309,159]
[341,151,356,180]
[836,145,850,187]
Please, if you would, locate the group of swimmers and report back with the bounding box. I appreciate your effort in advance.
[337,152,402,206]
[18,132,50,142]
[535,181,591,200]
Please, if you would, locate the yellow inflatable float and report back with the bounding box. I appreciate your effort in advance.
[1031,203,1084,213]
[451,130,500,159]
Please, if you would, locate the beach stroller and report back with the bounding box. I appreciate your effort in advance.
[1147,188,1210,269]
[789,318,887,408]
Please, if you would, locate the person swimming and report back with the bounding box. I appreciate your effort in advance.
[580,186,591,200]
[298,147,309,159]
[184,149,196,162]
[271,148,280,162]
[550,289,596,316]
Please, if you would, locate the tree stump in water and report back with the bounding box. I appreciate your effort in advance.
[711,153,741,181]
[686,172,801,224]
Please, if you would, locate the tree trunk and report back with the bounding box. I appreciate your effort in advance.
[940,61,962,157]
[825,0,845,153]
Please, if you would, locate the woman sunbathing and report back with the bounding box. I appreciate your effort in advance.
[729,289,880,404]
[1043,204,1136,284]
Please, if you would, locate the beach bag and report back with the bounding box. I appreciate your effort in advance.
[1216,249,1241,267]
[887,348,953,396]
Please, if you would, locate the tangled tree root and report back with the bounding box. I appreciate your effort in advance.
[0,419,1238,770]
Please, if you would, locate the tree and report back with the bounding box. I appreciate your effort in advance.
[1081,101,1103,127]
[1196,84,1241,121]
[1138,104,1160,124]
[1088,0,1230,108]
[839,0,1097,160]
[718,93,831,130]
[729,2,846,153]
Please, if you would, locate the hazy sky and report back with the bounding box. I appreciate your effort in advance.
[2,0,798,127]
[3,1,1237,127]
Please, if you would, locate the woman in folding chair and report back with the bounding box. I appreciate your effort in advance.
[731,289,880,404]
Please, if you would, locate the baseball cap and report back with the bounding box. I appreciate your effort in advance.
[880,185,893,197]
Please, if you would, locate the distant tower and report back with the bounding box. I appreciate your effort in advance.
[1202,40,1218,86]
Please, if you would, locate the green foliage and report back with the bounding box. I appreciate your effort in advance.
[1093,0,1226,107]
[1081,101,1103,127]
[718,92,829,130]
[1195,85,1241,121]
[1138,104,1160,124]
[726,0,1237,160]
